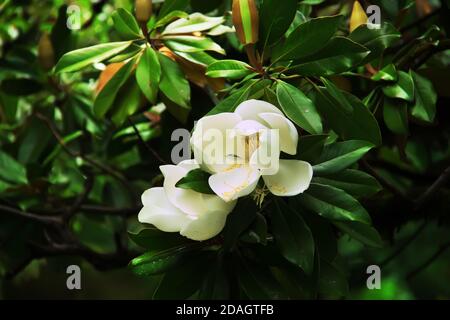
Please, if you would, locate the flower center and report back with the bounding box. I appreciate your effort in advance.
[244,132,260,162]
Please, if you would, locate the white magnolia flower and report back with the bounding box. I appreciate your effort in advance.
[191,100,313,202]
[138,160,236,241]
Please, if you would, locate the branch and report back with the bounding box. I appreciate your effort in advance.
[0,204,61,225]
[400,8,442,32]
[414,165,450,210]
[406,242,450,280]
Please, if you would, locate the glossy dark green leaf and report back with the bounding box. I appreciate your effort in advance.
[349,22,400,62]
[198,255,230,299]
[129,228,190,251]
[94,58,135,118]
[112,8,142,40]
[383,97,409,135]
[296,134,328,164]
[164,35,225,54]
[371,64,397,82]
[313,140,374,175]
[297,183,372,224]
[334,221,384,248]
[55,41,132,73]
[129,246,192,276]
[271,199,315,274]
[241,213,268,245]
[222,199,257,251]
[276,80,323,134]
[0,150,28,185]
[312,83,382,146]
[110,77,142,126]
[259,0,298,48]
[318,259,349,299]
[206,60,255,79]
[175,168,215,194]
[313,169,381,198]
[136,46,161,103]
[158,53,190,109]
[382,70,415,102]
[237,256,287,299]
[411,71,437,123]
[273,15,343,62]
[290,37,369,76]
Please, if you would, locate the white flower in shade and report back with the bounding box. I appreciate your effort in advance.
[191,99,313,202]
[138,160,236,241]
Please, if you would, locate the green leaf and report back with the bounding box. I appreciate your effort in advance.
[175,168,215,194]
[155,11,189,28]
[297,183,372,224]
[383,97,409,135]
[93,58,135,118]
[158,0,189,20]
[276,81,323,134]
[313,140,374,175]
[130,245,196,276]
[296,134,328,164]
[313,169,381,198]
[411,71,437,123]
[237,256,287,299]
[164,35,225,54]
[174,51,217,67]
[241,213,268,245]
[153,252,210,299]
[259,0,298,48]
[382,70,415,102]
[371,64,397,82]
[109,77,142,126]
[334,221,383,247]
[136,46,161,103]
[271,199,315,274]
[222,199,257,251]
[0,150,28,185]
[206,60,255,79]
[158,53,190,109]
[273,15,343,62]
[290,37,369,76]
[312,83,382,146]
[129,228,189,251]
[54,41,132,73]
[162,12,224,35]
[112,8,142,40]
[198,255,230,299]
[349,22,401,62]
[318,259,349,299]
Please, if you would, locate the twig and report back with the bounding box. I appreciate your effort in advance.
[0,204,61,225]
[400,8,442,32]
[414,165,450,210]
[127,118,167,165]
[63,172,94,220]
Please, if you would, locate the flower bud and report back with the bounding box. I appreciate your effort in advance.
[232,0,259,45]
[349,1,368,33]
[38,33,55,71]
[135,0,153,25]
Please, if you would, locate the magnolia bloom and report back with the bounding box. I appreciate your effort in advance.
[191,100,313,202]
[138,160,236,241]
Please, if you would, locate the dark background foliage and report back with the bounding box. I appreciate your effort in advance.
[0,0,450,299]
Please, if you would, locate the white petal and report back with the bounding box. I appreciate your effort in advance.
[208,165,260,202]
[233,120,268,136]
[180,210,230,241]
[191,113,242,173]
[234,100,283,122]
[263,160,313,196]
[249,129,280,176]
[138,188,190,232]
[259,112,298,155]
[178,159,200,171]
[160,164,209,217]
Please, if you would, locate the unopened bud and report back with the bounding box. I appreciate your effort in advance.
[349,1,368,33]
[38,33,55,71]
[232,0,259,45]
[135,0,153,25]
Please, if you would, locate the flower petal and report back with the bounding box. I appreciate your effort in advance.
[191,113,242,173]
[259,112,298,155]
[263,160,313,196]
[138,188,191,232]
[180,210,230,241]
[234,99,283,122]
[160,164,209,217]
[208,165,260,202]
[249,129,280,175]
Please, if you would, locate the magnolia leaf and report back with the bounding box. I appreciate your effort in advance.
[206,59,255,79]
